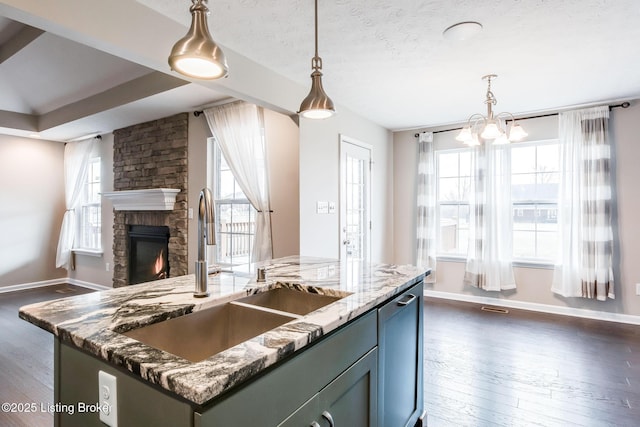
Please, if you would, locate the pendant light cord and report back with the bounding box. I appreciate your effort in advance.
[314,0,319,59]
[312,0,322,71]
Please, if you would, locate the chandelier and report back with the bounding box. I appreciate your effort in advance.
[456,74,527,146]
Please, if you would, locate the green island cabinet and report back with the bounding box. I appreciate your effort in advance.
[55,281,424,427]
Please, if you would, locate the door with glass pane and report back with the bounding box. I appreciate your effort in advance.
[340,136,371,264]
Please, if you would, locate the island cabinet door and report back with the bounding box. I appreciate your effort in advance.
[377,281,424,427]
[279,348,378,427]
[316,347,378,427]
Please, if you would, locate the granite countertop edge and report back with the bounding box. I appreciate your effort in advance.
[19,256,428,406]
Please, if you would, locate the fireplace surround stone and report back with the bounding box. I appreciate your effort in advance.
[111,113,189,287]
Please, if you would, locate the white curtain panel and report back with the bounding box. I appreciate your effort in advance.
[463,141,516,291]
[415,132,436,282]
[204,102,273,262]
[55,138,95,269]
[552,106,615,300]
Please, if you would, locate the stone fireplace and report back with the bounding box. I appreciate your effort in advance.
[111,113,189,287]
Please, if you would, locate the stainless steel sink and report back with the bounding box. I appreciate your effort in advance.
[237,287,345,316]
[122,287,350,362]
[123,302,296,362]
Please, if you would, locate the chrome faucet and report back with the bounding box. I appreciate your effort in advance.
[194,188,215,297]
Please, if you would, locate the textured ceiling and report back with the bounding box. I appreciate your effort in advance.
[139,0,640,130]
[1,0,639,140]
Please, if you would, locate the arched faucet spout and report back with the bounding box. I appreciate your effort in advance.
[195,188,215,297]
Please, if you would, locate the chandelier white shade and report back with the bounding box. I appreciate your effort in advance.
[298,0,335,119]
[168,0,229,80]
[456,74,527,146]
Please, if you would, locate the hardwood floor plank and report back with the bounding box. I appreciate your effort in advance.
[423,297,640,427]
[0,284,93,427]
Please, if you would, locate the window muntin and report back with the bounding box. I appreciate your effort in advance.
[212,141,256,267]
[436,150,471,255]
[76,156,102,251]
[511,141,560,261]
[434,140,559,262]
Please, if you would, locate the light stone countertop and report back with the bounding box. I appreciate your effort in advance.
[19,256,427,406]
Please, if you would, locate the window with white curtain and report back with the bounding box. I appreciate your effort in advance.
[208,138,256,267]
[434,139,560,263]
[75,156,102,251]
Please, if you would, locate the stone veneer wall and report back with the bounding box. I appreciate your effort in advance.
[112,113,189,287]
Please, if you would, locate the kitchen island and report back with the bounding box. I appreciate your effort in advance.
[20,256,428,426]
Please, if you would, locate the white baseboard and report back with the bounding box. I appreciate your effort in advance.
[66,278,111,291]
[0,278,110,294]
[425,289,640,326]
[0,279,65,294]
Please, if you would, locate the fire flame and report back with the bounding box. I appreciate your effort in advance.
[153,249,165,276]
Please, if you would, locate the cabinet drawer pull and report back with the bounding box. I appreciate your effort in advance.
[322,410,335,427]
[310,422,321,427]
[397,294,417,307]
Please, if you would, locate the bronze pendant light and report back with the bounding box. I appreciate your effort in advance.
[168,0,229,80]
[298,0,335,119]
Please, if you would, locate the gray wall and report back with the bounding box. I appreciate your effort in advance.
[393,102,640,317]
[299,108,394,262]
[0,135,67,287]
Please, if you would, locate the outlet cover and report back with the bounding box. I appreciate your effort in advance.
[98,370,118,427]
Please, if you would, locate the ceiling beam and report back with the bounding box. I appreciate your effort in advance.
[38,71,190,131]
[0,109,37,132]
[0,24,43,64]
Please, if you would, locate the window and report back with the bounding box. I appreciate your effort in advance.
[434,140,559,263]
[435,149,471,255]
[209,139,256,266]
[511,141,560,261]
[76,156,102,251]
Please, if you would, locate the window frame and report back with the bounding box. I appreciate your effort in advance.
[207,138,257,268]
[510,139,560,265]
[433,139,560,267]
[74,154,102,255]
[434,147,472,258]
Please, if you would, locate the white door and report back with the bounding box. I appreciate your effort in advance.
[340,136,372,264]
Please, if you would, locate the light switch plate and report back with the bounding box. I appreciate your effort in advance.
[98,370,118,427]
[636,283,640,296]
[316,201,329,214]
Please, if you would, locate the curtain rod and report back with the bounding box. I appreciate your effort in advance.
[65,134,102,143]
[193,97,240,117]
[414,101,631,138]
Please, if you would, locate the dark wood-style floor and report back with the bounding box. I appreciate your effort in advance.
[0,284,93,427]
[1,286,639,426]
[424,297,640,427]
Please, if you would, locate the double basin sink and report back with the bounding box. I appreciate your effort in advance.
[123,287,348,363]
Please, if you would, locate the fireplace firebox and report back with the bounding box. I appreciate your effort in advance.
[128,225,170,285]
